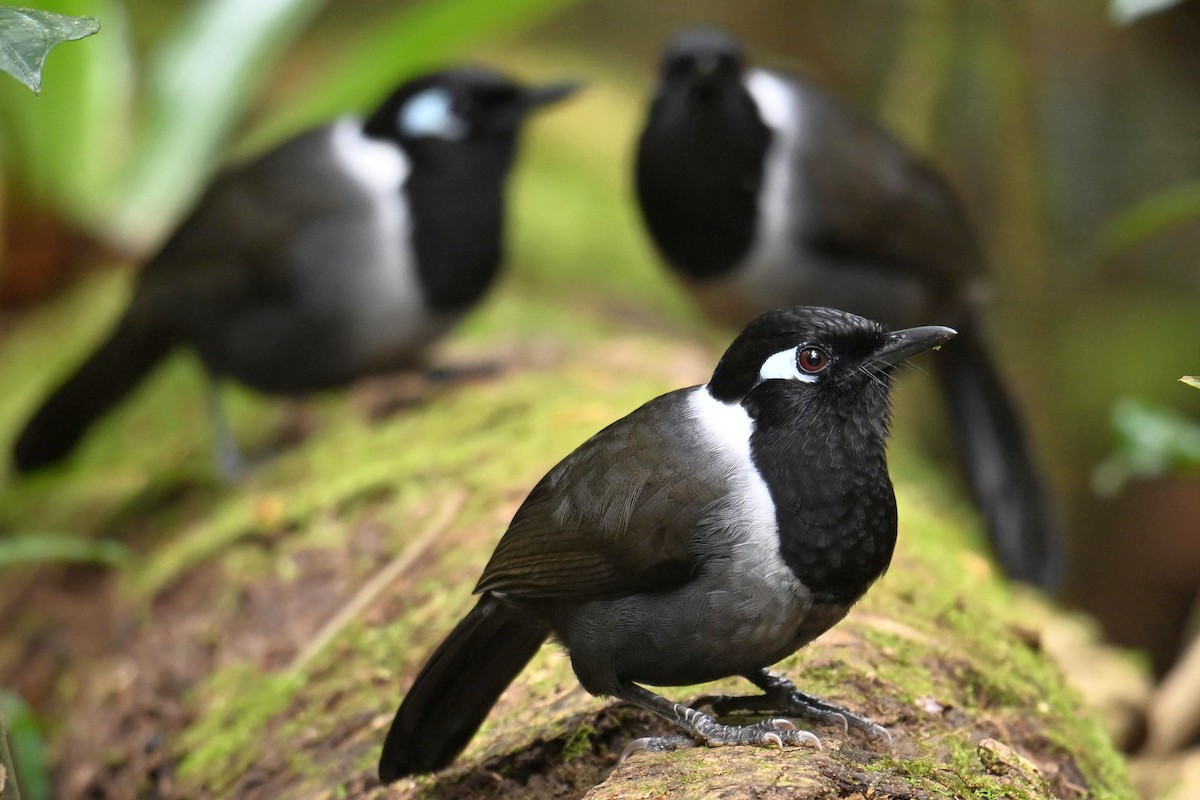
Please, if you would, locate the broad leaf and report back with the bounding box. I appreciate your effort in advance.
[108,0,326,248]
[1110,0,1188,24]
[0,533,125,567]
[1093,398,1200,496]
[0,7,98,93]
[1099,182,1200,258]
[0,691,49,800]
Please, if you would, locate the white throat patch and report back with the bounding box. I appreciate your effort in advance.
[730,70,810,302]
[689,385,756,456]
[744,69,797,134]
[686,386,784,570]
[331,117,409,194]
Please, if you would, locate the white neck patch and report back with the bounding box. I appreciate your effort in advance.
[759,346,818,383]
[398,87,468,141]
[744,69,798,135]
[331,117,409,195]
[689,385,755,456]
[687,386,783,563]
[736,69,807,286]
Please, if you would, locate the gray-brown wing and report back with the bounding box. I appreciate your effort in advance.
[133,125,364,317]
[476,388,731,600]
[796,78,987,296]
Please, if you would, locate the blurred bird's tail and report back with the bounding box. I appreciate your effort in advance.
[12,315,177,473]
[933,322,1066,589]
[378,594,549,782]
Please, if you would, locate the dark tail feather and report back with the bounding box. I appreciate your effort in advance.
[932,322,1066,589]
[378,594,549,783]
[12,316,177,473]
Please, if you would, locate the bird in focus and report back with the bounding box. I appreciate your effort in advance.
[377,305,955,782]
[634,27,1064,589]
[12,67,579,479]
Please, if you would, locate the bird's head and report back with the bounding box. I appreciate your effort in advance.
[365,67,580,151]
[657,27,748,100]
[708,306,956,426]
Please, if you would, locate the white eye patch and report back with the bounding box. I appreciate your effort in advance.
[758,346,818,384]
[398,87,468,141]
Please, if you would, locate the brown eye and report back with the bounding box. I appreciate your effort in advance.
[797,347,829,374]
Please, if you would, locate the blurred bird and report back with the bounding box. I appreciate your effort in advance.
[635,27,1063,589]
[378,306,955,781]
[13,67,579,479]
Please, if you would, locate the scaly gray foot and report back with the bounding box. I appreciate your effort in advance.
[696,670,892,747]
[619,706,821,763]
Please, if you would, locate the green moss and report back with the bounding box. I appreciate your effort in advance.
[176,666,305,788]
[561,722,596,762]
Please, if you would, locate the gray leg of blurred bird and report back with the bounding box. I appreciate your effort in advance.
[208,379,245,482]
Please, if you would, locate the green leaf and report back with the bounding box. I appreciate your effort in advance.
[108,0,327,248]
[239,0,583,156]
[1110,0,1188,25]
[1092,398,1200,496]
[0,533,125,567]
[1,692,47,800]
[0,7,99,93]
[1099,182,1200,258]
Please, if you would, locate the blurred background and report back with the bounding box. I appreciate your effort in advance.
[0,0,1198,794]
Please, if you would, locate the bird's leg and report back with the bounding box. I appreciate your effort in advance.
[696,669,891,746]
[207,379,246,483]
[615,680,820,762]
[426,362,503,386]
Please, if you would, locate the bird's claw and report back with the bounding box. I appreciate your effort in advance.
[813,707,892,747]
[696,717,822,749]
[619,734,697,763]
[754,719,822,749]
[700,681,891,748]
[825,707,890,747]
[620,717,821,763]
[866,722,894,749]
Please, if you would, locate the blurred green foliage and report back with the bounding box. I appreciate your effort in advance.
[0,692,47,800]
[1100,183,1200,260]
[1094,398,1200,496]
[108,0,328,245]
[0,533,124,567]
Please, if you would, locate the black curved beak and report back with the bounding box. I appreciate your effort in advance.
[518,81,584,112]
[868,325,957,370]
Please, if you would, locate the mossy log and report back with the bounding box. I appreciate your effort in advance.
[0,279,1132,800]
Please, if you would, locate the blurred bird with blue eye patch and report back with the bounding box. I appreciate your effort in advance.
[12,67,580,479]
